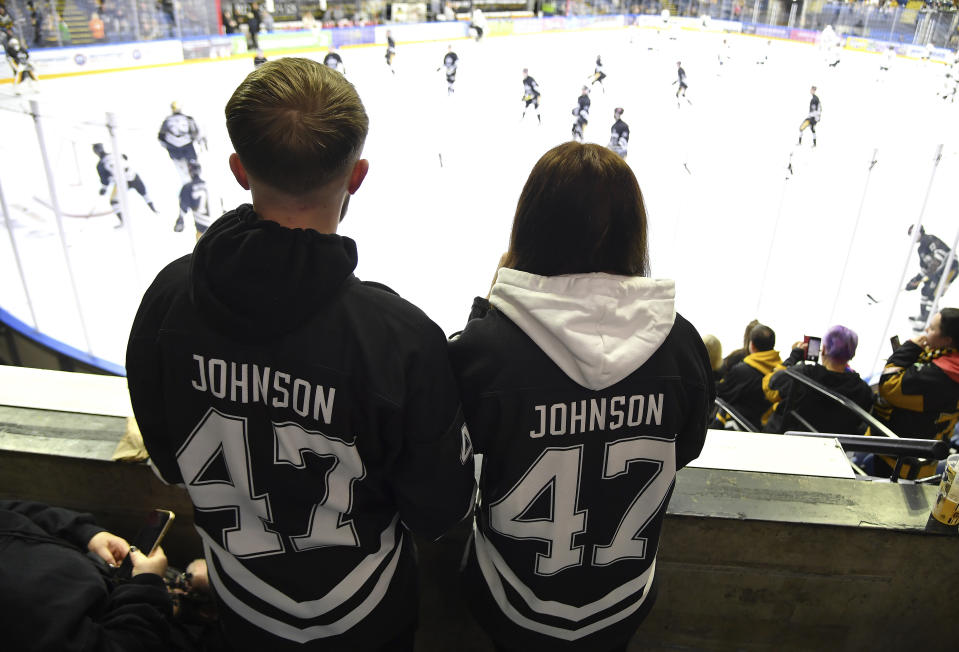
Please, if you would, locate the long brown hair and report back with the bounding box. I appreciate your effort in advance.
[502,142,648,277]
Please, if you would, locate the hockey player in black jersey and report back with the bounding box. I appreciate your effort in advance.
[158,101,205,183]
[92,143,157,227]
[608,107,630,158]
[571,86,590,141]
[798,86,821,147]
[906,225,958,328]
[323,49,345,74]
[520,68,542,124]
[385,29,396,74]
[589,55,606,93]
[674,61,690,105]
[439,45,458,95]
[127,58,475,652]
[173,161,212,238]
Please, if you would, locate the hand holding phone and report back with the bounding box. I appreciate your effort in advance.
[803,335,821,362]
[116,509,174,579]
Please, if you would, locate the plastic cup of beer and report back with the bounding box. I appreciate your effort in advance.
[931,454,959,526]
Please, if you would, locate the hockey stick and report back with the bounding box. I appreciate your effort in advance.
[33,196,115,218]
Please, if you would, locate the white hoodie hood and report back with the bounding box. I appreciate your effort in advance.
[489,268,676,391]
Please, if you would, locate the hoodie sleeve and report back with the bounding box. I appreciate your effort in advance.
[390,323,476,540]
[126,257,191,485]
[0,500,104,548]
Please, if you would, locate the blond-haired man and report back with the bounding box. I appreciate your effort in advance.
[127,58,475,651]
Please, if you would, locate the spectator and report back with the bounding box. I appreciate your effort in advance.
[0,500,173,651]
[246,2,261,49]
[717,318,759,380]
[449,142,713,652]
[872,308,959,478]
[126,58,475,651]
[221,8,238,34]
[762,325,873,435]
[702,333,723,381]
[27,1,42,46]
[714,324,781,430]
[89,12,105,41]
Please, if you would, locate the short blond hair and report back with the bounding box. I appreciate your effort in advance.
[225,57,369,195]
[702,334,722,371]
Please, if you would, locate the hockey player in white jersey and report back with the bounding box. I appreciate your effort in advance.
[158,101,205,183]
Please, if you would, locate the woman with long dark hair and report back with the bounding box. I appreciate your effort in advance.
[449,142,715,652]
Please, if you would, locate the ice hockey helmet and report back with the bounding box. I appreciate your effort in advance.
[92,143,105,157]
[614,107,624,117]
[188,160,202,178]
[170,101,181,113]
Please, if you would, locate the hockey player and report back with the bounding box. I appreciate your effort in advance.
[173,161,212,238]
[323,49,345,74]
[589,55,606,93]
[385,30,396,74]
[520,69,541,124]
[608,107,630,158]
[906,225,958,328]
[470,8,486,42]
[438,45,458,95]
[92,143,157,227]
[571,85,589,141]
[674,61,690,105]
[879,45,895,73]
[253,48,267,68]
[798,86,821,147]
[4,37,38,93]
[755,39,771,65]
[718,39,730,67]
[158,101,205,183]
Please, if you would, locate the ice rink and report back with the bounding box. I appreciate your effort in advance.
[1,25,957,378]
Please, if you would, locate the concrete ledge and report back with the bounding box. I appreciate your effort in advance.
[0,403,955,650]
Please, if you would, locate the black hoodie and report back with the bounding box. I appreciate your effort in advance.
[127,205,475,651]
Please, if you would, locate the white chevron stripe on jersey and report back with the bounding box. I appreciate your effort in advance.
[474,528,655,640]
[197,515,401,619]
[204,531,405,643]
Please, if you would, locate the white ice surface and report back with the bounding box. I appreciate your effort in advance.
[0,27,956,379]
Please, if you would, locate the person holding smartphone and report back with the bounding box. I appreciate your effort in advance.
[0,500,173,652]
[762,325,873,435]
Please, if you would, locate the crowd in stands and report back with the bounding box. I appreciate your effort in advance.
[708,309,959,479]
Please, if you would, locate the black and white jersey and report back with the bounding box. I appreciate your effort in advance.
[96,153,136,187]
[158,112,201,150]
[179,178,212,232]
[523,76,541,100]
[609,118,630,152]
[387,35,396,53]
[594,58,604,75]
[127,205,476,650]
[574,94,590,121]
[253,54,267,67]
[918,232,954,276]
[808,94,822,121]
[444,51,459,74]
[677,66,687,85]
[449,271,713,651]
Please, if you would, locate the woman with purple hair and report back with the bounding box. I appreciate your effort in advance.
[761,325,874,434]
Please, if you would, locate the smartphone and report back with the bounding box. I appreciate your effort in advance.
[117,509,175,579]
[890,335,901,351]
[803,335,821,362]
